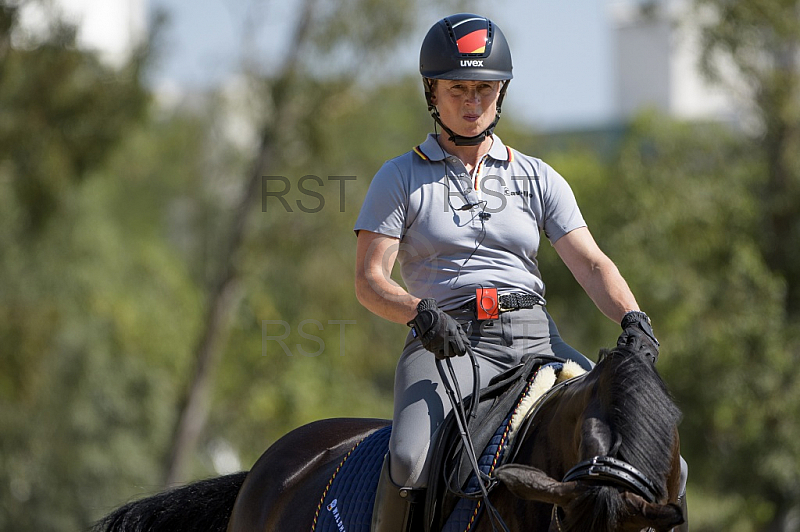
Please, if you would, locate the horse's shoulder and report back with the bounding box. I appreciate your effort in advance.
[284,417,390,442]
[230,418,391,531]
[252,418,389,475]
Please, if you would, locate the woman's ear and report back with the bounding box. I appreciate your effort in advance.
[427,78,438,105]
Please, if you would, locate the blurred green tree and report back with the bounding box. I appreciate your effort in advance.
[0,2,200,530]
[696,0,800,318]
[692,1,800,529]
[0,2,148,233]
[208,75,433,467]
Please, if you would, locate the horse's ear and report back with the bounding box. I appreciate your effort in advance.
[620,492,685,531]
[494,465,580,506]
[579,417,614,457]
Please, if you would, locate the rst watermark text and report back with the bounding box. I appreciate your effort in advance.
[262,176,356,213]
[262,319,356,356]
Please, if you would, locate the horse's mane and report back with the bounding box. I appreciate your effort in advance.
[603,347,682,500]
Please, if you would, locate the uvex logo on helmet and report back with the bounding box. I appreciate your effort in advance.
[460,59,484,67]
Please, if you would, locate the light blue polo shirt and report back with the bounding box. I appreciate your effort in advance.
[354,134,586,311]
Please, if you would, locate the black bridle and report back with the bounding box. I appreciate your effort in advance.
[552,455,660,532]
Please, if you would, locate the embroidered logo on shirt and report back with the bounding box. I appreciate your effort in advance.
[503,186,534,199]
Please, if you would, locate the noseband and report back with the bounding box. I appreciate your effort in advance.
[563,455,658,502]
[552,455,659,532]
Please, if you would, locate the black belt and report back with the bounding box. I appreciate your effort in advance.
[457,292,544,314]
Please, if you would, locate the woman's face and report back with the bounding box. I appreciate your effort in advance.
[430,79,502,139]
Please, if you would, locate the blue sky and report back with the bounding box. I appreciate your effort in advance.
[148,0,618,129]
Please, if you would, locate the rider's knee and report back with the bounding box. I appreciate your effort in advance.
[387,445,430,489]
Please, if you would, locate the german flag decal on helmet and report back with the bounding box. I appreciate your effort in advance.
[452,16,489,54]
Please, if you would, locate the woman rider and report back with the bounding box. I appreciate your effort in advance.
[354,13,664,531]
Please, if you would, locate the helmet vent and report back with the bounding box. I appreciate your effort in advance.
[444,18,458,49]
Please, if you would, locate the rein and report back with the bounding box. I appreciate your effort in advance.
[435,354,584,532]
[435,349,510,532]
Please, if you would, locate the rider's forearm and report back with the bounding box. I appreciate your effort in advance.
[355,273,420,324]
[580,261,639,324]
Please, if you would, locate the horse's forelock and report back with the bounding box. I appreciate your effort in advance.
[563,485,623,532]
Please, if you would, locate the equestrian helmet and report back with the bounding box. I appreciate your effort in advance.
[419,13,513,81]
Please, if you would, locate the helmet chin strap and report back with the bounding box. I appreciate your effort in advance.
[434,113,499,146]
[425,80,510,147]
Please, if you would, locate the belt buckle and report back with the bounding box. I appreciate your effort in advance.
[588,456,600,476]
[498,293,516,313]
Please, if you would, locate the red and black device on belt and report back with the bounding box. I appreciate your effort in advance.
[476,287,500,320]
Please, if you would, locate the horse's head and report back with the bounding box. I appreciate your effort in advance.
[495,346,684,532]
[494,464,683,531]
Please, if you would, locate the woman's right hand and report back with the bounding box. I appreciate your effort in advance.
[407,299,469,359]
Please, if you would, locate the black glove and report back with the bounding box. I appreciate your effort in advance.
[408,299,469,360]
[617,310,660,364]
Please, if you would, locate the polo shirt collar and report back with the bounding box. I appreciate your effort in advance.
[415,133,511,162]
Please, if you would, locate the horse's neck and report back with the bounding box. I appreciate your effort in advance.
[487,379,598,531]
[516,377,598,474]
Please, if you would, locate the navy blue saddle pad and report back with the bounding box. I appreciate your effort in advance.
[312,425,391,532]
[310,418,515,532]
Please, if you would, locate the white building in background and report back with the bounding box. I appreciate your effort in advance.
[611,0,743,123]
[62,0,147,66]
[16,0,147,67]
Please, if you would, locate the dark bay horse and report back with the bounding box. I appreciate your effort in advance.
[94,345,685,532]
